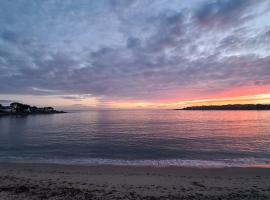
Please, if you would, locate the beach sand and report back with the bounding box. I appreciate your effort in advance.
[0,163,270,199]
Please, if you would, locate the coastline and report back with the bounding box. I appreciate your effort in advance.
[1,162,270,199]
[177,104,270,111]
[0,102,66,117]
[0,111,66,117]
[2,157,270,168]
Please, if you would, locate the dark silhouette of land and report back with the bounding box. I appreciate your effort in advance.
[0,102,65,116]
[177,104,270,110]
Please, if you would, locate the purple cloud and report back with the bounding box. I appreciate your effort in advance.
[0,0,269,103]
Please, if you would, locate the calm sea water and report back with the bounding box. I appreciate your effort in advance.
[1,110,270,167]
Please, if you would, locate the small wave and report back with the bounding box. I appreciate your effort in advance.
[2,157,270,168]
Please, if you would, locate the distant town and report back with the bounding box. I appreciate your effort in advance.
[0,102,65,116]
[178,104,270,110]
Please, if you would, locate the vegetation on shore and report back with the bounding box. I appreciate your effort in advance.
[0,102,65,116]
[177,104,270,110]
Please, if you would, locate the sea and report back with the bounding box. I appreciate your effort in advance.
[1,110,270,168]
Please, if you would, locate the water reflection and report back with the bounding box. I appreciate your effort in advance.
[0,110,270,165]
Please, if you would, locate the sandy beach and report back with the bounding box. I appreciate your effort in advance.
[0,163,269,199]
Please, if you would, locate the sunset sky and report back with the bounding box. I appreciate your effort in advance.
[0,0,270,109]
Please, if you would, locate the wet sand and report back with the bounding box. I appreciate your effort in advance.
[1,163,270,199]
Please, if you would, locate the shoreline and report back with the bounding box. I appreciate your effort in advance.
[2,161,270,169]
[0,111,66,117]
[1,162,270,199]
[2,157,270,168]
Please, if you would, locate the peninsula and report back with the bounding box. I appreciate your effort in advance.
[0,102,65,116]
[178,104,270,110]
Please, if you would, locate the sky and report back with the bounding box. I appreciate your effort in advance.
[0,0,270,109]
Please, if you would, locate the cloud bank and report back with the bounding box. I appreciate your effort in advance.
[0,0,269,106]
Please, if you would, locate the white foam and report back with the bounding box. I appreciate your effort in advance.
[4,157,270,168]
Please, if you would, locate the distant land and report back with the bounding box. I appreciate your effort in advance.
[0,102,65,116]
[177,104,270,110]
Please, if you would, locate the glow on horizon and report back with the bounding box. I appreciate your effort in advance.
[106,93,270,109]
[1,93,270,110]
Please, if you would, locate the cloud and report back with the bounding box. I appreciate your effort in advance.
[1,30,19,43]
[0,100,13,104]
[126,37,141,49]
[0,0,269,104]
[143,11,185,53]
[193,0,258,29]
[59,94,93,101]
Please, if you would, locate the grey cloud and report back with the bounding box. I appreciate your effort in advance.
[61,96,82,100]
[217,27,270,53]
[1,30,19,43]
[0,100,13,104]
[145,11,185,52]
[109,0,136,9]
[60,94,93,101]
[193,0,257,29]
[126,37,141,49]
[0,0,269,102]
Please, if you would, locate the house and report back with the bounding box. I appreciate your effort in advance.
[43,107,54,112]
[10,102,20,112]
[10,102,31,113]
[1,102,62,115]
[30,106,38,113]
